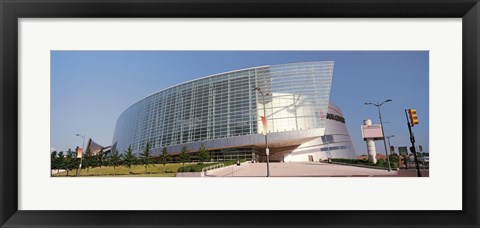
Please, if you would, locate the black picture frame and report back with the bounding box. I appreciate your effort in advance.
[1,0,479,227]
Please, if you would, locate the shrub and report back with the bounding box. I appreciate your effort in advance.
[330,158,397,169]
[219,159,246,167]
[178,166,190,172]
[331,158,353,164]
[389,154,399,162]
[357,159,370,164]
[177,163,219,172]
[377,158,385,166]
[331,158,370,165]
[390,162,399,169]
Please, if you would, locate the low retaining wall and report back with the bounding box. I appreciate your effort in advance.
[176,172,204,177]
[177,162,250,177]
[204,161,250,176]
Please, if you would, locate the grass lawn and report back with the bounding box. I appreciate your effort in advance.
[53,163,200,177]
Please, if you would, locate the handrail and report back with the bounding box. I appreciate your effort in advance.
[202,163,224,173]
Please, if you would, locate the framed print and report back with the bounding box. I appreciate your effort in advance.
[1,0,479,227]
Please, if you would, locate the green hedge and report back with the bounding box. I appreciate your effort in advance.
[177,160,247,172]
[220,159,246,167]
[330,158,399,169]
[178,163,218,172]
[331,158,374,165]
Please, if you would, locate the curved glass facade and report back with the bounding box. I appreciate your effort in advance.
[112,61,334,154]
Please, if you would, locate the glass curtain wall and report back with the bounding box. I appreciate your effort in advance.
[112,61,334,154]
[113,68,259,153]
[256,61,334,134]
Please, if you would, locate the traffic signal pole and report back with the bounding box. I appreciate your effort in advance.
[405,109,422,177]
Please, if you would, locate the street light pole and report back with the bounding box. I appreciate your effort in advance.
[254,87,270,177]
[386,135,395,154]
[365,99,392,172]
[76,134,85,177]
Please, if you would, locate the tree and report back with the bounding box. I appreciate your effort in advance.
[71,153,80,176]
[57,151,65,174]
[179,146,190,169]
[197,143,210,164]
[123,145,137,174]
[139,142,154,174]
[50,151,58,176]
[74,146,81,176]
[96,148,106,176]
[64,148,76,176]
[108,149,123,175]
[82,148,94,175]
[158,147,171,173]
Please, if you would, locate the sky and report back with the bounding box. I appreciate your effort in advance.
[51,51,429,155]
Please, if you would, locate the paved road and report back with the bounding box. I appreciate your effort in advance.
[206,162,398,177]
[396,169,430,177]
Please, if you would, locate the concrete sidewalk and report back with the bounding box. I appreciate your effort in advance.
[206,162,398,177]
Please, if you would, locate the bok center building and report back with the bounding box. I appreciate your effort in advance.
[112,61,355,162]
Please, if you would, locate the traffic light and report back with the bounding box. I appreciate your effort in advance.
[408,109,419,125]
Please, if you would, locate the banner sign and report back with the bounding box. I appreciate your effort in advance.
[76,147,83,158]
[261,116,267,135]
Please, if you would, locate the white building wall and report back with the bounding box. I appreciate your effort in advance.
[283,103,356,162]
[257,93,321,134]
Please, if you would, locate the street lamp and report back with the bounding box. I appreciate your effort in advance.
[365,99,392,172]
[75,133,86,177]
[385,135,395,154]
[253,87,271,177]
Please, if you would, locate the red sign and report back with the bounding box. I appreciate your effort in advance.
[76,147,83,158]
[261,116,267,135]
